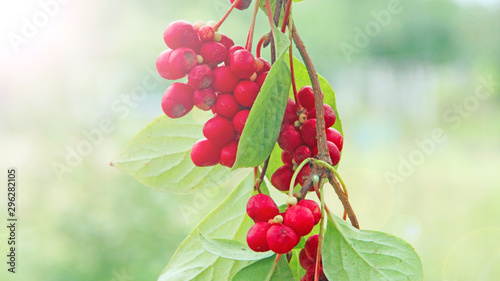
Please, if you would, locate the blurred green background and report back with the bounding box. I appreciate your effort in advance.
[1,0,499,280]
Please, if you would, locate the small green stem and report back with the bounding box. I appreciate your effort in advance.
[314,183,326,281]
[265,254,281,281]
[289,158,313,197]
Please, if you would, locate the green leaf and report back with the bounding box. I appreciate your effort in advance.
[232,255,295,281]
[322,213,423,281]
[158,174,255,281]
[233,31,291,169]
[112,113,237,194]
[289,249,306,280]
[199,232,274,261]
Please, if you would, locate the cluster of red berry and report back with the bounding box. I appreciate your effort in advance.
[270,86,344,191]
[299,234,327,281]
[155,19,270,168]
[245,194,321,254]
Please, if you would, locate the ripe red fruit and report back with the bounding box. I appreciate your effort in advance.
[231,0,252,10]
[198,25,215,41]
[304,234,319,261]
[308,104,336,128]
[271,165,295,192]
[188,64,213,89]
[191,139,220,167]
[169,47,198,76]
[161,83,194,118]
[234,80,260,107]
[230,49,257,79]
[278,127,303,153]
[225,45,245,65]
[219,34,235,50]
[296,164,311,186]
[299,249,315,270]
[302,265,326,281]
[255,71,268,88]
[284,205,315,236]
[297,200,321,225]
[256,57,271,74]
[220,140,238,168]
[200,41,227,65]
[246,194,279,222]
[283,98,298,124]
[232,110,250,134]
[246,222,271,252]
[293,145,312,165]
[163,20,200,50]
[212,66,241,93]
[156,50,184,80]
[300,119,318,147]
[266,224,299,254]
[281,150,293,165]
[311,141,341,166]
[213,94,240,119]
[203,116,235,146]
[326,127,343,151]
[298,86,323,110]
[193,88,217,111]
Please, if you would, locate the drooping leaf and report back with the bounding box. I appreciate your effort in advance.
[322,213,423,281]
[233,31,291,169]
[199,232,274,261]
[112,112,237,194]
[157,174,255,281]
[232,255,295,281]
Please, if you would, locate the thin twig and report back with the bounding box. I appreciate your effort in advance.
[328,175,359,229]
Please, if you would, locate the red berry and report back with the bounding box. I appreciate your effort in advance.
[247,222,271,252]
[256,57,271,74]
[232,110,250,134]
[156,50,184,80]
[278,127,303,153]
[213,94,240,119]
[293,145,312,165]
[255,71,268,88]
[304,234,319,261]
[212,66,241,93]
[198,25,215,41]
[161,83,194,118]
[191,139,220,167]
[219,34,235,50]
[225,45,245,65]
[299,249,315,270]
[297,200,321,225]
[200,41,227,65]
[203,116,235,146]
[230,49,257,79]
[298,86,323,110]
[296,164,311,187]
[188,64,213,89]
[300,119,318,147]
[193,88,217,111]
[326,128,343,151]
[302,265,326,281]
[311,141,341,166]
[266,224,299,254]
[234,80,260,107]
[230,0,252,10]
[163,20,200,50]
[281,150,293,165]
[284,205,314,236]
[271,165,295,192]
[246,194,279,222]
[169,47,198,76]
[308,104,336,128]
[283,98,298,124]
[220,140,238,168]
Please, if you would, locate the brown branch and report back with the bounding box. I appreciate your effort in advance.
[268,0,283,63]
[328,176,359,229]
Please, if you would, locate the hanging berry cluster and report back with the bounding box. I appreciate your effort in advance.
[299,235,327,281]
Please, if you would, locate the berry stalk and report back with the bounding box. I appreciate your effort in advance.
[265,254,281,281]
[281,0,293,33]
[214,0,241,30]
[245,0,263,51]
[256,33,269,58]
[314,182,326,281]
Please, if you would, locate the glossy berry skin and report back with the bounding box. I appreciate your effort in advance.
[278,127,303,153]
[188,64,213,89]
[231,0,252,10]
[298,86,323,110]
[293,145,312,165]
[234,80,260,107]
[300,119,318,147]
[284,205,315,236]
[232,110,250,134]
[297,200,321,225]
[219,34,235,50]
[203,116,235,146]
[246,194,279,222]
[212,66,240,93]
[271,165,295,192]
[213,94,240,119]
[326,127,343,151]
[304,234,319,261]
[230,49,257,79]
[283,98,298,124]
[193,88,216,111]
[161,83,194,118]
[255,71,268,88]
[281,150,293,165]
[311,141,341,166]
[200,41,227,65]
[246,222,271,252]
[266,224,299,254]
[156,50,184,80]
[191,139,220,167]
[225,45,245,65]
[169,47,198,76]
[198,25,215,41]
[299,249,315,270]
[163,20,200,50]
[308,104,336,128]
[220,140,238,168]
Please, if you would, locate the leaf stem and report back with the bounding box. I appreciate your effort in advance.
[245,0,262,51]
[214,0,241,30]
[265,254,281,281]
